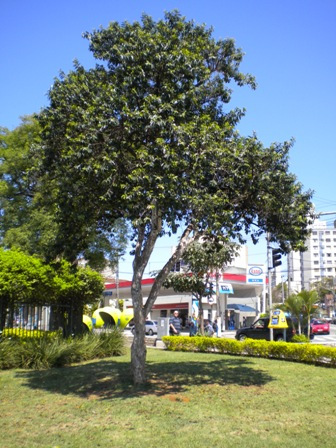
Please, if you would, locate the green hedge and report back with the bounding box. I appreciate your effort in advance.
[162,336,336,367]
[1,328,61,339]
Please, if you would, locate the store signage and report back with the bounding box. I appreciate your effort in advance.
[219,283,234,294]
[247,264,265,284]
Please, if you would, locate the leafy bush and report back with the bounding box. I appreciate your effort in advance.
[292,334,310,343]
[1,328,61,339]
[162,336,336,367]
[0,329,126,370]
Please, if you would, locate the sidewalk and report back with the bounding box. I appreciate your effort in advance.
[124,329,237,349]
[180,330,236,339]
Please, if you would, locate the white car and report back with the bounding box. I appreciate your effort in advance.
[131,320,158,336]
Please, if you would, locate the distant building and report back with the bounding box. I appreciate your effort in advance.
[289,218,336,292]
[104,245,264,331]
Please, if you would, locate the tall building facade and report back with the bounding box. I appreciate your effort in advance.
[289,219,336,292]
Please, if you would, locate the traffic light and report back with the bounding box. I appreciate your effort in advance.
[272,248,282,269]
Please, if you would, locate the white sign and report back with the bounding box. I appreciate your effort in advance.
[247,264,265,284]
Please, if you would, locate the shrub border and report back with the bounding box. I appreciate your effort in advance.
[162,336,336,367]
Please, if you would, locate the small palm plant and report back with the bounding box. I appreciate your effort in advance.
[298,290,319,340]
[280,294,304,334]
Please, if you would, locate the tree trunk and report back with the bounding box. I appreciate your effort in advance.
[198,294,204,335]
[131,273,147,384]
[307,315,311,340]
[0,298,9,330]
[130,220,194,384]
[131,323,147,384]
[72,302,84,336]
[50,305,66,336]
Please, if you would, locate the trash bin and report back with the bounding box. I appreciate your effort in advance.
[157,318,170,340]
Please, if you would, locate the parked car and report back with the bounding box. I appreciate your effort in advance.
[235,317,313,342]
[131,320,158,336]
[310,319,330,335]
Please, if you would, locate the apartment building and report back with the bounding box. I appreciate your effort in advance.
[289,218,336,292]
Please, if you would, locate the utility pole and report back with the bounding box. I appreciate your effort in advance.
[267,234,283,341]
[281,277,285,303]
[287,254,291,297]
[116,257,120,299]
[215,269,221,336]
[267,233,273,341]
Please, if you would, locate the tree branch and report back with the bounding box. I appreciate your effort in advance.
[144,223,196,316]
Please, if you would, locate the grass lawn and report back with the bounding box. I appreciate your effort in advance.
[0,348,335,448]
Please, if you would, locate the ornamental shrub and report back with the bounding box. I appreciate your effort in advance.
[162,336,336,367]
[1,328,61,339]
[292,334,310,344]
[0,330,126,370]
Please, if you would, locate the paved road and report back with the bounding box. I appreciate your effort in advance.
[126,325,336,346]
[311,323,336,346]
[195,324,336,346]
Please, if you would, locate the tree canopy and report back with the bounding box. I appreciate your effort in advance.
[0,248,104,332]
[37,11,313,383]
[0,117,129,269]
[0,248,54,305]
[0,117,56,259]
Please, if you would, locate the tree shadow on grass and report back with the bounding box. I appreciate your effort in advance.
[15,355,275,401]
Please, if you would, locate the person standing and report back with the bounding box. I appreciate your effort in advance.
[204,320,214,337]
[213,319,218,337]
[169,310,182,335]
[189,313,197,336]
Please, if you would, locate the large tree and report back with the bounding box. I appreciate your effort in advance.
[38,12,313,383]
[0,118,129,269]
[0,117,55,259]
[0,248,104,334]
[0,249,54,329]
[51,259,104,335]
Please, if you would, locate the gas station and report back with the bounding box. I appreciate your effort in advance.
[103,266,265,332]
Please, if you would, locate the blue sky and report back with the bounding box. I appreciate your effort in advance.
[1,0,336,278]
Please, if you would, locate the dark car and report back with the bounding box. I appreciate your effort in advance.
[235,317,312,342]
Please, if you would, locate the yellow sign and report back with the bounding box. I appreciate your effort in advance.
[268,309,288,329]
